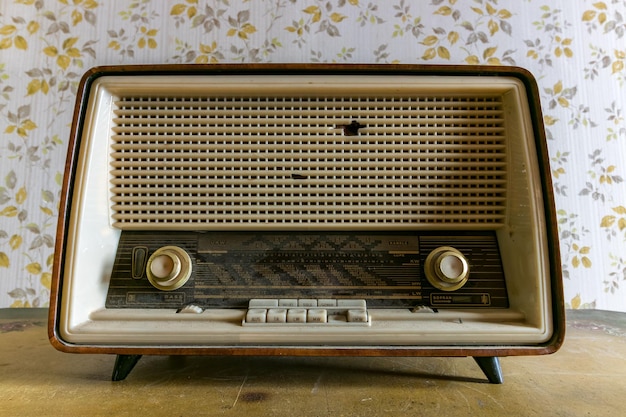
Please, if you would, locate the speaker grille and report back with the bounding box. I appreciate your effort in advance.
[109,94,507,229]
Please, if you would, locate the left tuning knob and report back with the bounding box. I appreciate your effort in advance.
[146,246,192,291]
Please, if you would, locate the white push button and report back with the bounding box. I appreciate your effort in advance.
[298,299,317,307]
[279,299,298,307]
[307,309,327,323]
[338,299,366,308]
[246,308,267,323]
[347,309,368,323]
[249,299,278,308]
[287,308,307,323]
[267,308,287,323]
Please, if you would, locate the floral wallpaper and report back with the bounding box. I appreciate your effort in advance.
[0,0,625,312]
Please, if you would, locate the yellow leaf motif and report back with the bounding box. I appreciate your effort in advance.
[612,60,624,74]
[612,206,626,214]
[582,10,596,21]
[43,46,58,57]
[0,25,17,35]
[422,47,436,60]
[0,37,12,49]
[242,23,256,35]
[330,13,347,23]
[9,235,22,250]
[303,6,321,23]
[16,187,27,204]
[57,55,71,70]
[553,80,563,94]
[558,97,569,108]
[498,9,512,19]
[435,6,452,16]
[615,50,626,59]
[421,35,438,46]
[448,31,459,45]
[27,21,39,34]
[544,115,558,125]
[483,46,497,59]
[63,37,79,50]
[67,47,81,58]
[571,294,581,309]
[437,46,450,60]
[27,79,42,95]
[619,218,626,231]
[22,120,37,131]
[148,38,157,49]
[170,4,187,15]
[41,272,52,290]
[40,206,53,216]
[0,252,8,268]
[0,206,18,217]
[600,215,616,228]
[187,6,197,18]
[10,300,25,308]
[26,262,41,275]
[200,42,217,53]
[486,2,496,15]
[488,19,498,36]
[47,253,54,268]
[72,9,82,26]
[552,167,565,178]
[592,2,607,9]
[465,55,479,65]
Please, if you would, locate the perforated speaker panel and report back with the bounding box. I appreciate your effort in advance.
[105,76,513,230]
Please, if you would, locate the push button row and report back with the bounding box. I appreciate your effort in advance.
[242,299,369,326]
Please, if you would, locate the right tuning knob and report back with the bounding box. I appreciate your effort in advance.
[424,246,469,291]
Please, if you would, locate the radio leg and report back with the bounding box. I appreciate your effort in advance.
[112,354,143,381]
[473,356,503,384]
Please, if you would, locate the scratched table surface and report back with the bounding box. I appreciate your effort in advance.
[1,309,624,417]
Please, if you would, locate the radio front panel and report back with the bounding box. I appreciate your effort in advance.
[49,65,564,382]
[106,230,508,310]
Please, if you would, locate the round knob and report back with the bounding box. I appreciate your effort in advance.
[146,246,192,291]
[424,246,469,291]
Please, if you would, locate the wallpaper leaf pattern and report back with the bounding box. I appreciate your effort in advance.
[1,0,626,311]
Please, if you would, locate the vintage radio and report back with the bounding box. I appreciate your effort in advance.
[49,64,564,383]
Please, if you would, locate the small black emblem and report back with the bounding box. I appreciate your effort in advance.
[336,120,366,136]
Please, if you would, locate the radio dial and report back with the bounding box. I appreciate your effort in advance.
[146,246,192,291]
[425,246,469,291]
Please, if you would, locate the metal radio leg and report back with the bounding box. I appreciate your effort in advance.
[473,356,504,384]
[112,354,143,381]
